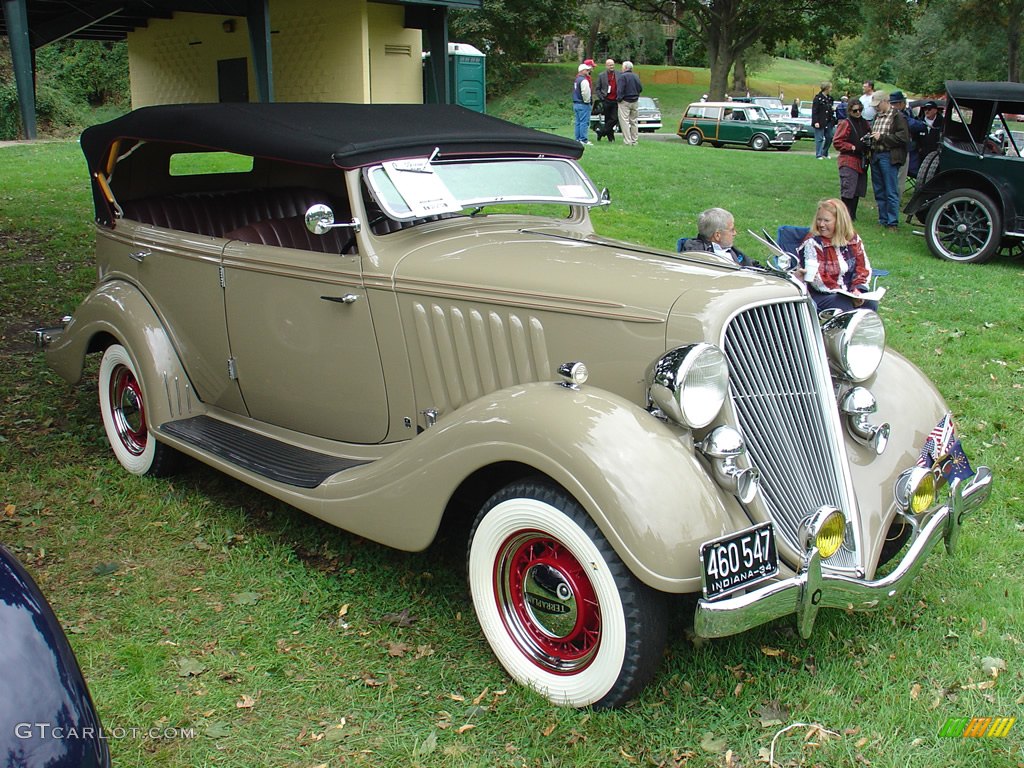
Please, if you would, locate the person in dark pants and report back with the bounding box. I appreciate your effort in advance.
[595,59,619,142]
[812,81,836,159]
[832,100,872,221]
[868,91,910,230]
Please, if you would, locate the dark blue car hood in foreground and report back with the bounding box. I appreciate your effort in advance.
[0,545,109,768]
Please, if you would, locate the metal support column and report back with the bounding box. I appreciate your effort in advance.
[246,0,273,102]
[406,4,449,105]
[3,0,37,138]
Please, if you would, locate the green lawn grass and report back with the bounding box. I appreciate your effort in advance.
[1,111,1022,767]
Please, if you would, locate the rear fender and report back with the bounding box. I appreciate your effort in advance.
[45,280,200,427]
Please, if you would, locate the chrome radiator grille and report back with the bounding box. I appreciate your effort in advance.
[722,300,858,568]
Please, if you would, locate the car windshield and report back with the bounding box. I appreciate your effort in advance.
[745,106,771,122]
[638,97,658,111]
[365,157,600,220]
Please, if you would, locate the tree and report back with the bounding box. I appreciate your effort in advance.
[450,0,583,95]
[609,0,859,99]
[581,2,667,64]
[949,0,1024,81]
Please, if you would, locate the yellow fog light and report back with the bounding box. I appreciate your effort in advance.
[800,506,847,559]
[894,467,937,514]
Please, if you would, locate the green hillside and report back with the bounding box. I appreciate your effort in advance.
[488,57,898,134]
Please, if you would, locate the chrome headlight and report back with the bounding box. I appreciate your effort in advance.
[648,343,729,429]
[821,310,885,382]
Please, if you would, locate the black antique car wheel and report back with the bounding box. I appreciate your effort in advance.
[467,479,666,709]
[925,189,1002,264]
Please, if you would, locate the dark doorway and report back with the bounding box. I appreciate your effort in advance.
[218,58,249,103]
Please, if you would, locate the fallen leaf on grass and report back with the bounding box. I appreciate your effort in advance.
[456,724,476,734]
[414,730,438,758]
[174,657,207,677]
[384,641,411,657]
[699,732,727,753]
[378,608,418,627]
[757,700,790,728]
[4,504,15,516]
[415,644,435,659]
[760,646,785,657]
[962,679,996,690]
[91,562,120,577]
[542,722,557,737]
[231,592,261,606]
[205,721,230,739]
[236,693,256,709]
[324,722,347,743]
[910,682,921,700]
[980,656,1006,677]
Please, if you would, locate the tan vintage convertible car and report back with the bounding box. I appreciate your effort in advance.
[37,103,992,709]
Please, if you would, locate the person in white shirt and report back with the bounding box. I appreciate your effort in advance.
[859,80,877,122]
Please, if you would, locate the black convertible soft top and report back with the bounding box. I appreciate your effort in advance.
[81,102,583,174]
[945,80,1024,110]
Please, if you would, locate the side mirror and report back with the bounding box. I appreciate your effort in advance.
[305,203,335,235]
[599,188,612,207]
[304,204,362,235]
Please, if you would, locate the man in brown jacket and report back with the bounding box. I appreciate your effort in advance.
[868,91,910,230]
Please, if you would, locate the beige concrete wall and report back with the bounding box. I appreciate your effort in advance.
[367,4,423,103]
[128,0,423,107]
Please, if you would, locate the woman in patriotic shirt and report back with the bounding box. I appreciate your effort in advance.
[800,198,879,312]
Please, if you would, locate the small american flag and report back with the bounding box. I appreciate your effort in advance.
[917,414,957,468]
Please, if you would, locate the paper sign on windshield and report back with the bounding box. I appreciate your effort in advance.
[383,160,463,217]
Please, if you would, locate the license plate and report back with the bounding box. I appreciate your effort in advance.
[700,522,779,599]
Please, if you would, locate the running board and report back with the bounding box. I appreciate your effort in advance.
[159,415,367,488]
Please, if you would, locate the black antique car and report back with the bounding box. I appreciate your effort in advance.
[904,80,1024,263]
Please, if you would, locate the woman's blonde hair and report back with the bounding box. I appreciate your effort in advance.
[809,198,855,246]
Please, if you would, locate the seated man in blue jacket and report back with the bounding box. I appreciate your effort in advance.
[678,207,755,266]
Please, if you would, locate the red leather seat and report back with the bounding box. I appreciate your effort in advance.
[119,188,333,238]
[223,216,355,254]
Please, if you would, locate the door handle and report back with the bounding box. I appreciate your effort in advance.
[128,250,150,263]
[320,294,359,304]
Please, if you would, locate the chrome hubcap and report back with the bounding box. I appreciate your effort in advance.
[110,365,147,456]
[495,531,601,674]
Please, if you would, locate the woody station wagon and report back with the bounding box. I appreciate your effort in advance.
[678,101,795,151]
[37,103,992,708]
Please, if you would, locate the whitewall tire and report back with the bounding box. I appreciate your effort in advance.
[98,344,178,476]
[468,479,666,709]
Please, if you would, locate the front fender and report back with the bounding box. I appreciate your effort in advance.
[44,280,199,427]
[317,382,751,593]
[849,348,949,575]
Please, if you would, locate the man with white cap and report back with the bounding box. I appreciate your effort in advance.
[572,62,593,145]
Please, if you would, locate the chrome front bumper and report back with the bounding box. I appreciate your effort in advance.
[694,466,993,639]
